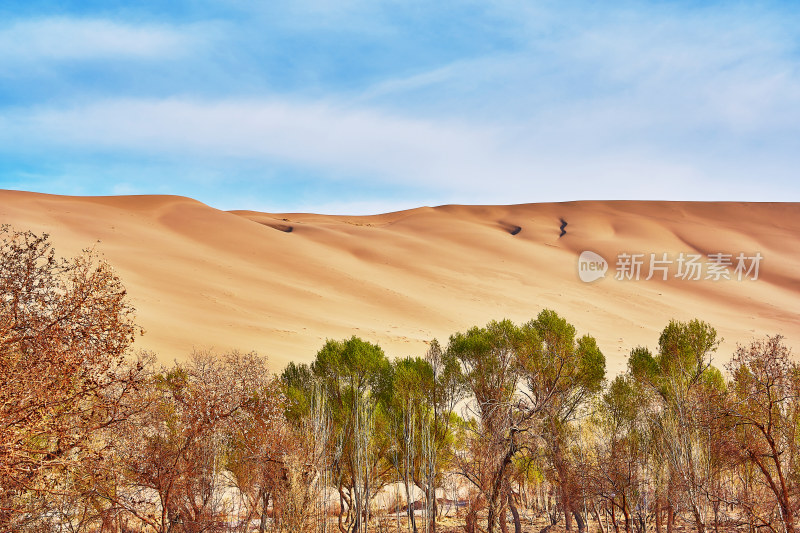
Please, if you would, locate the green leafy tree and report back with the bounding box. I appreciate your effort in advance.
[448,319,523,533]
[518,310,606,532]
[628,319,721,533]
[449,311,605,533]
[310,336,393,533]
[386,342,462,533]
[389,355,433,533]
[590,374,649,533]
[425,339,465,530]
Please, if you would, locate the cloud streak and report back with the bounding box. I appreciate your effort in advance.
[5,92,793,209]
[3,98,511,188]
[0,18,201,67]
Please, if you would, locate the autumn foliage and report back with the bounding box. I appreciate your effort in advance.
[0,226,147,525]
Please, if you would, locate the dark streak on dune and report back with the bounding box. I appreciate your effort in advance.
[260,222,294,233]
[499,221,522,235]
[559,218,568,237]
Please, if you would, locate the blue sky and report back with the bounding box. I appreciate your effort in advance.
[1,1,798,214]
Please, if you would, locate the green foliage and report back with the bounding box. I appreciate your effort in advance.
[701,365,725,392]
[156,366,189,393]
[281,361,314,422]
[628,346,658,382]
[656,319,720,378]
[602,375,638,428]
[529,309,576,359]
[312,335,391,404]
[628,319,721,399]
[446,318,521,406]
[519,310,606,421]
[426,338,467,408]
[393,356,434,404]
[304,335,394,526]
[576,334,606,394]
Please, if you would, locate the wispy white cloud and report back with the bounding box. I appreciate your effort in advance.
[3,98,509,188]
[4,94,791,208]
[0,18,205,67]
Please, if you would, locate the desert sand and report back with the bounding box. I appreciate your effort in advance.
[1,190,798,373]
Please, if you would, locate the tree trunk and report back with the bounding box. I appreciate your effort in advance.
[654,500,662,533]
[591,502,604,533]
[487,439,517,533]
[500,500,509,533]
[259,490,270,533]
[466,497,481,533]
[487,498,501,533]
[768,441,796,533]
[562,483,573,531]
[509,492,522,533]
[430,487,438,533]
[610,503,619,533]
[621,494,631,533]
[404,476,418,533]
[338,486,349,533]
[666,503,674,533]
[573,510,586,533]
[691,504,706,533]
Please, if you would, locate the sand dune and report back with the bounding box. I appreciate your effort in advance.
[1,190,798,374]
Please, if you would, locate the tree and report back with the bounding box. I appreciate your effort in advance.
[0,226,146,527]
[109,350,271,532]
[424,339,465,530]
[628,319,721,533]
[386,345,462,533]
[589,374,651,533]
[518,310,606,532]
[723,336,799,533]
[448,311,605,533]
[388,355,431,533]
[225,353,292,533]
[307,336,393,533]
[448,319,524,533]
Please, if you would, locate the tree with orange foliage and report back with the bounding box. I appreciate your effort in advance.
[723,336,800,533]
[106,350,275,533]
[225,352,293,533]
[0,226,146,528]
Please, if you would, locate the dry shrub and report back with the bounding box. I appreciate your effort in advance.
[464,491,486,533]
[273,454,320,533]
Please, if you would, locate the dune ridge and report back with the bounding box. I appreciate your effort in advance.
[2,190,798,373]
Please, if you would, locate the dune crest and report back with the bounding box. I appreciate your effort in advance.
[2,190,798,372]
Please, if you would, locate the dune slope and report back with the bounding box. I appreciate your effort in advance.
[2,190,798,373]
